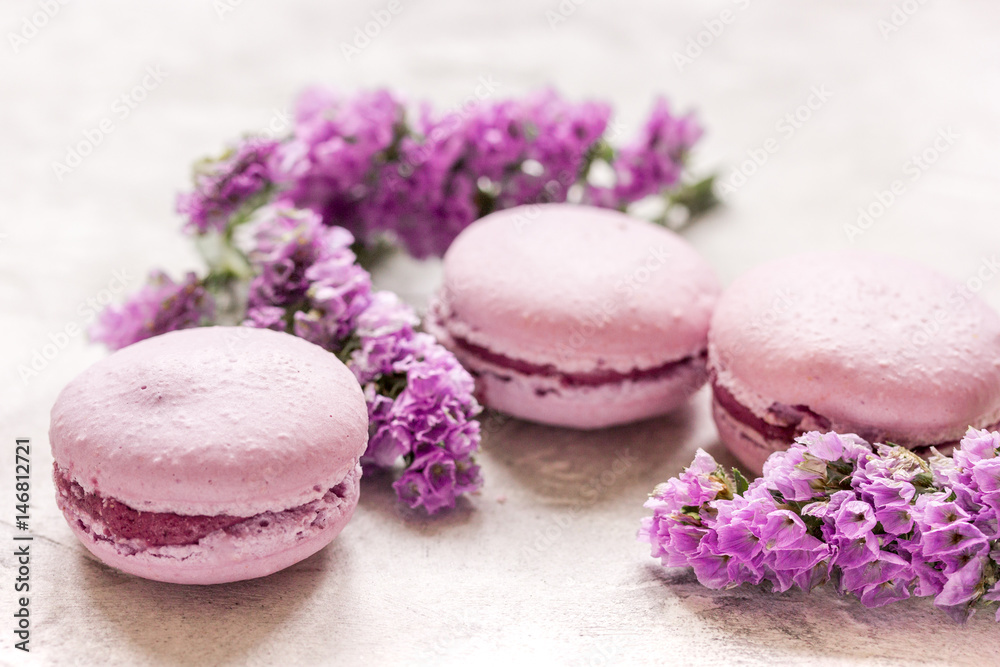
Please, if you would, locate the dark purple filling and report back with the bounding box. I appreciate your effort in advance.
[712,380,830,443]
[451,335,705,388]
[711,378,990,455]
[54,466,347,548]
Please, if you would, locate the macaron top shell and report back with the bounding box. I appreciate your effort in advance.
[437,204,721,373]
[709,251,1000,443]
[49,326,368,517]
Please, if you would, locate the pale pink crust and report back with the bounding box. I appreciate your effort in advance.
[434,204,721,374]
[709,251,1000,469]
[428,204,720,428]
[49,326,368,516]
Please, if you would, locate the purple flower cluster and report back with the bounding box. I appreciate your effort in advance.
[348,292,483,514]
[236,208,484,514]
[583,98,703,209]
[273,88,404,246]
[243,207,372,351]
[89,270,215,350]
[639,429,1000,622]
[272,87,616,258]
[176,137,279,235]
[92,203,482,515]
[176,88,705,260]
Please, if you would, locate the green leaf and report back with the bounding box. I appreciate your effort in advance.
[732,467,750,496]
[663,174,720,227]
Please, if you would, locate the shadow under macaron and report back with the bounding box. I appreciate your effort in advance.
[355,465,478,530]
[478,395,731,508]
[75,535,342,666]
[638,562,996,662]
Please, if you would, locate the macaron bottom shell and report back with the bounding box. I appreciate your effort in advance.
[57,464,361,585]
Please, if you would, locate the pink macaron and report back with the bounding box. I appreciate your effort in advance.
[49,326,368,585]
[426,203,721,429]
[709,251,1000,472]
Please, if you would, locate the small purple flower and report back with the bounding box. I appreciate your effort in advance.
[394,469,431,510]
[921,523,988,557]
[909,557,948,597]
[409,446,460,514]
[454,454,483,493]
[243,305,287,331]
[716,520,762,562]
[177,137,279,235]
[840,551,911,595]
[761,510,809,550]
[859,478,916,508]
[934,554,987,620]
[801,489,856,521]
[644,518,708,568]
[954,427,999,469]
[89,271,214,350]
[875,506,914,536]
[765,539,830,592]
[916,500,971,530]
[762,446,825,502]
[858,579,911,608]
[861,444,929,484]
[798,431,846,461]
[832,532,881,569]
[690,539,734,589]
[584,98,700,209]
[833,500,877,540]
[972,458,1000,493]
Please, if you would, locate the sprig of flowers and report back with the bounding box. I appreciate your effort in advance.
[177,87,713,261]
[639,429,1000,622]
[91,87,712,515]
[93,203,482,515]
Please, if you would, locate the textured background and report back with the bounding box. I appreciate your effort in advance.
[3,1,1000,665]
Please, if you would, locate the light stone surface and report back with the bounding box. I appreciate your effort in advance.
[3,1,1000,665]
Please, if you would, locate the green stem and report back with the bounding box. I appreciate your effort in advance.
[657,174,720,230]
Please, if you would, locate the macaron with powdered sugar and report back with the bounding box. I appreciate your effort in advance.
[426,203,721,429]
[709,251,1000,472]
[49,326,368,585]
